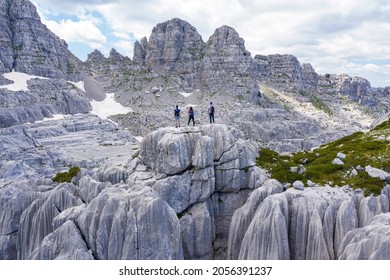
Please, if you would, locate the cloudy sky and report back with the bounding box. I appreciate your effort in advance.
[31,0,390,87]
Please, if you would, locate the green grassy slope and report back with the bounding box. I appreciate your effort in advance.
[257,119,390,195]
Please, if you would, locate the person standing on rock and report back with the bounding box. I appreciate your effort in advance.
[174,105,181,128]
[208,102,215,123]
[188,106,195,126]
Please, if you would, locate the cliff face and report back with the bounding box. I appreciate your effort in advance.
[144,18,205,74]
[201,25,260,102]
[133,19,260,102]
[255,54,318,94]
[0,0,82,80]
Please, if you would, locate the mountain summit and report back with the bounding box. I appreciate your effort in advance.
[0,0,81,80]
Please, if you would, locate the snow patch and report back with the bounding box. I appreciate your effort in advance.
[179,91,193,98]
[91,93,133,119]
[71,81,85,92]
[33,114,70,124]
[0,71,48,91]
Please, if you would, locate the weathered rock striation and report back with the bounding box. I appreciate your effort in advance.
[134,124,268,259]
[339,211,390,260]
[1,112,390,260]
[228,185,390,260]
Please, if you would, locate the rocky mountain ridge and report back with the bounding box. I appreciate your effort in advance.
[80,18,388,152]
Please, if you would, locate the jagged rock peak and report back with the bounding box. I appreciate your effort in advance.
[86,49,106,63]
[7,0,41,20]
[0,0,82,80]
[144,18,205,73]
[133,37,148,65]
[206,25,250,56]
[201,24,260,102]
[108,48,125,61]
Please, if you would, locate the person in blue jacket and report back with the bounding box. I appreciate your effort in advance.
[208,102,215,123]
[174,105,181,127]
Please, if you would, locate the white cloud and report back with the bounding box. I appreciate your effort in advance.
[112,31,132,40]
[44,19,107,49]
[113,40,134,58]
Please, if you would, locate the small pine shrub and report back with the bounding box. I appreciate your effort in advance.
[52,166,80,183]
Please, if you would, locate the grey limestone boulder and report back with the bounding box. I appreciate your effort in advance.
[17,183,84,259]
[365,165,390,180]
[337,152,346,160]
[227,179,284,259]
[332,158,344,165]
[233,186,360,260]
[293,180,304,190]
[76,185,183,260]
[338,213,390,259]
[180,201,214,260]
[29,220,94,260]
[139,126,202,175]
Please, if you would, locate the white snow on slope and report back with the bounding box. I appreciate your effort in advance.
[179,91,193,97]
[0,71,48,91]
[91,93,133,119]
[71,81,85,92]
[179,89,200,98]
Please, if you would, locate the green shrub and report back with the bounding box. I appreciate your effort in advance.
[52,166,80,183]
[311,95,332,115]
[256,120,390,196]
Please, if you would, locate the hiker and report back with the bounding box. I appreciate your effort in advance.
[174,105,181,127]
[208,102,215,123]
[188,106,195,126]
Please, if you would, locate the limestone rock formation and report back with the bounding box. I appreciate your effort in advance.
[0,116,270,260]
[201,25,260,102]
[133,37,148,66]
[144,18,205,74]
[338,213,390,259]
[1,1,390,261]
[230,185,390,260]
[255,54,318,94]
[0,0,82,80]
[0,77,92,127]
[227,179,284,259]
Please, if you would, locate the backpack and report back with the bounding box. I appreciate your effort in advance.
[210,105,215,114]
[174,108,180,116]
[189,108,194,117]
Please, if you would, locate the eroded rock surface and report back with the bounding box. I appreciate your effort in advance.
[229,185,390,260]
